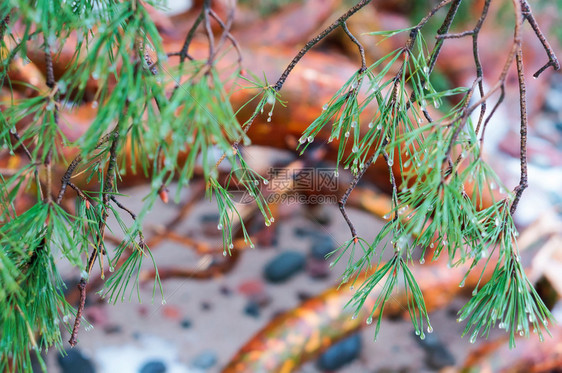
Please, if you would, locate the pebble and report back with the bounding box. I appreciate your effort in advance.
[237,279,265,297]
[263,251,306,283]
[191,350,218,370]
[309,236,336,260]
[244,300,261,318]
[162,305,181,320]
[180,318,192,329]
[413,330,455,369]
[139,360,166,373]
[316,334,362,371]
[57,348,96,373]
[306,257,331,279]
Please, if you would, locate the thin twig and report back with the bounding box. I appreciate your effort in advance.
[274,0,374,91]
[510,49,528,215]
[341,21,366,72]
[209,8,243,64]
[203,0,215,67]
[68,280,86,346]
[177,9,204,62]
[520,0,560,77]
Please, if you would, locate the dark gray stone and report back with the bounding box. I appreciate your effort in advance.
[139,360,166,373]
[243,300,261,318]
[57,349,96,373]
[316,334,362,371]
[414,330,455,369]
[263,251,306,283]
[310,237,335,260]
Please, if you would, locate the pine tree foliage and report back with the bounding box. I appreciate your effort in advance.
[0,0,559,370]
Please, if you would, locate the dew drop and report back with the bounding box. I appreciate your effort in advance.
[366,317,373,325]
[217,224,223,230]
[490,182,496,190]
[351,81,358,89]
[265,220,271,227]
[250,243,255,249]
[161,299,167,305]
[383,214,390,220]
[263,179,269,185]
[472,289,478,296]
[334,170,339,177]
[351,121,357,128]
[427,325,433,333]
[433,100,440,109]
[299,136,307,144]
[459,280,465,288]
[267,117,272,122]
[368,122,374,129]
[494,217,500,227]
[415,330,420,336]
[387,159,394,166]
[351,314,357,320]
[376,124,382,131]
[63,315,69,323]
[519,330,524,336]
[430,243,434,248]
[109,266,114,272]
[345,131,350,138]
[419,258,425,264]
[270,217,275,223]
[307,136,314,143]
[420,333,426,340]
[223,250,227,256]
[322,104,328,111]
[350,285,354,290]
[229,243,234,249]
[352,145,358,153]
[470,335,477,344]
[328,136,334,143]
[92,71,100,80]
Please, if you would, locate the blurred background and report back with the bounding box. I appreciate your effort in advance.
[15,0,561,371]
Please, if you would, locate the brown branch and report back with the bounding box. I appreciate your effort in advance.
[176,9,204,62]
[209,8,243,64]
[203,0,215,67]
[520,0,560,77]
[68,279,86,347]
[341,21,366,72]
[273,0,374,92]
[510,48,528,215]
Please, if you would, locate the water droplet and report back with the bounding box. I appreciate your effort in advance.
[109,266,114,272]
[92,71,100,80]
[351,314,357,320]
[427,325,433,333]
[307,136,314,143]
[494,217,500,227]
[161,299,167,305]
[387,159,394,166]
[223,250,227,256]
[334,170,339,177]
[349,285,354,290]
[490,182,496,190]
[322,104,328,111]
[433,100,440,109]
[376,124,382,131]
[383,214,390,220]
[459,280,465,288]
[250,243,255,249]
[91,101,98,109]
[217,224,223,230]
[423,66,429,75]
[519,330,524,336]
[366,317,373,325]
[470,334,477,344]
[345,131,350,138]
[430,243,434,248]
[419,258,425,264]
[328,136,334,143]
[270,217,275,223]
[267,117,272,122]
[263,179,269,185]
[229,243,234,249]
[351,81,358,89]
[352,145,358,153]
[63,315,69,323]
[472,289,478,296]
[299,136,307,144]
[368,122,374,129]
[420,333,426,340]
[351,121,357,128]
